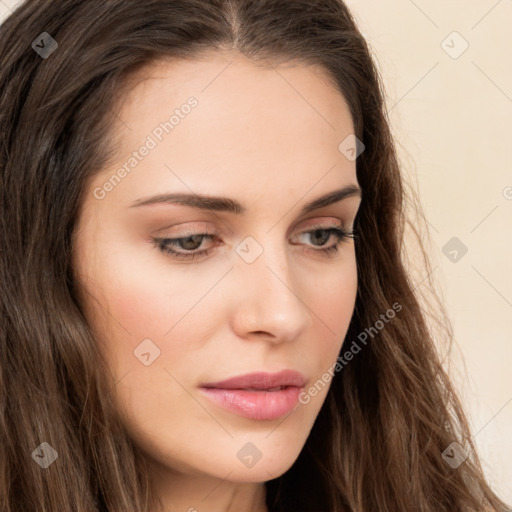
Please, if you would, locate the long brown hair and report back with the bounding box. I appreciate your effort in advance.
[0,1,508,511]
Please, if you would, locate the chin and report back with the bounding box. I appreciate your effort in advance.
[224,460,296,483]
[206,439,304,483]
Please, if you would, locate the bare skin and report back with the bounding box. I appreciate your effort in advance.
[72,50,361,512]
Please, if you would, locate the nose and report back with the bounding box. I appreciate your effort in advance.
[228,236,312,344]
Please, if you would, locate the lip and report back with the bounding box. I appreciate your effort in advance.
[201,370,306,390]
[199,370,306,421]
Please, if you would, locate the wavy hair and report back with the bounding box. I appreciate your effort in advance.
[0,0,508,510]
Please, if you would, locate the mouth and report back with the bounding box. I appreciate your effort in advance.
[199,370,306,421]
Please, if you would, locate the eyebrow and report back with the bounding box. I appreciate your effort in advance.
[130,184,361,216]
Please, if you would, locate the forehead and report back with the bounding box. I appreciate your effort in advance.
[112,51,353,146]
[86,52,358,210]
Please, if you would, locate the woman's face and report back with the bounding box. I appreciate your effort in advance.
[72,51,361,487]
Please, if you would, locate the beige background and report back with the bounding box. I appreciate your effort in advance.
[1,0,511,503]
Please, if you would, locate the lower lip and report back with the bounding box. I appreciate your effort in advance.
[199,386,302,420]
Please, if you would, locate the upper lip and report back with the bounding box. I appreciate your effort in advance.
[200,370,306,390]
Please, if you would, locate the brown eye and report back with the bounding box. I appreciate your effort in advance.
[152,232,217,260]
[293,226,355,256]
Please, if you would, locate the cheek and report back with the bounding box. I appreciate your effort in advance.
[307,254,357,340]
[79,256,218,452]
[299,255,357,395]
[80,245,233,394]
[87,239,216,335]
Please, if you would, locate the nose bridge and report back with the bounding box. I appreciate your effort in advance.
[228,231,311,340]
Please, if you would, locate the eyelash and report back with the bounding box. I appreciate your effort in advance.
[151,225,357,261]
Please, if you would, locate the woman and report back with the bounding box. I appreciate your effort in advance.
[0,1,508,511]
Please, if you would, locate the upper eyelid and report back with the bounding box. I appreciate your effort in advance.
[160,229,342,247]
[168,224,348,238]
[158,224,350,248]
[159,217,351,237]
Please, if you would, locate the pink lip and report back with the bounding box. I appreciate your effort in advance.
[201,370,306,390]
[199,370,306,421]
